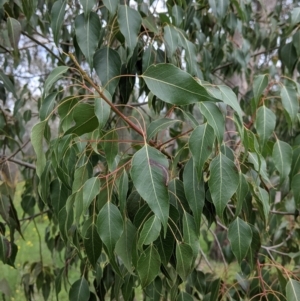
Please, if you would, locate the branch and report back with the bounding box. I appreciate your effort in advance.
[8,158,36,170]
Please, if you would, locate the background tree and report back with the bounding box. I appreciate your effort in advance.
[1,0,300,300]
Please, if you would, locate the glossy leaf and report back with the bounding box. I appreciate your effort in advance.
[280,84,299,124]
[164,25,179,57]
[228,217,252,264]
[176,242,193,281]
[183,158,205,233]
[208,153,239,217]
[147,118,179,141]
[44,66,69,95]
[69,278,90,301]
[7,17,21,50]
[75,12,101,68]
[82,177,100,210]
[142,64,215,105]
[51,0,66,45]
[286,279,300,301]
[138,215,161,249]
[94,47,122,96]
[272,139,293,182]
[255,105,276,147]
[118,5,142,59]
[40,92,57,120]
[253,74,268,107]
[96,202,123,255]
[182,212,199,258]
[199,102,224,144]
[137,245,161,288]
[131,145,169,233]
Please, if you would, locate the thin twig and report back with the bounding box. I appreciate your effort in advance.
[7,158,36,170]
[3,139,31,162]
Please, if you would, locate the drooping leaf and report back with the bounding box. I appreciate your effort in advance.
[142,64,215,105]
[254,187,270,224]
[0,71,17,98]
[292,173,300,207]
[235,173,249,218]
[208,153,239,217]
[103,0,118,15]
[117,5,142,59]
[280,84,299,125]
[209,0,229,19]
[44,66,69,95]
[21,0,36,21]
[51,0,66,45]
[199,102,224,144]
[255,105,276,147]
[40,92,57,120]
[172,5,184,27]
[272,139,293,182]
[79,0,96,17]
[131,145,169,233]
[280,43,298,74]
[94,92,111,130]
[137,245,161,288]
[69,278,90,301]
[176,242,193,281]
[94,47,122,96]
[189,123,214,179]
[176,291,194,301]
[7,17,21,50]
[96,202,123,255]
[82,177,100,210]
[117,169,128,215]
[228,217,252,264]
[286,279,300,301]
[138,215,161,249]
[183,158,205,233]
[0,235,10,264]
[75,12,101,68]
[103,130,118,171]
[164,25,179,58]
[31,121,47,178]
[182,212,199,258]
[253,74,268,107]
[147,118,179,141]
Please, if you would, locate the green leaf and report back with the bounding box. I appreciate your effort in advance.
[172,5,183,27]
[75,12,101,68]
[147,118,179,141]
[94,47,122,96]
[176,242,193,281]
[291,7,300,26]
[44,66,69,95]
[82,218,102,267]
[182,212,199,258]
[254,187,270,224]
[117,5,142,59]
[0,235,10,264]
[189,123,214,180]
[31,121,47,178]
[115,219,136,273]
[183,158,205,233]
[280,43,298,74]
[138,215,161,249]
[292,173,300,207]
[65,103,98,136]
[117,169,128,215]
[253,74,268,107]
[69,278,90,301]
[199,102,224,144]
[83,177,100,210]
[286,278,300,301]
[235,173,249,218]
[7,17,21,50]
[0,71,17,98]
[208,153,239,217]
[280,84,299,125]
[96,202,123,255]
[292,31,300,57]
[142,64,215,105]
[94,92,111,130]
[272,139,293,182]
[176,292,194,301]
[103,130,118,171]
[51,0,66,45]
[255,105,276,147]
[164,25,179,58]
[79,0,96,17]
[137,245,161,288]
[131,145,169,233]
[103,0,118,14]
[40,92,57,120]
[228,217,252,264]
[209,0,229,19]
[21,0,36,21]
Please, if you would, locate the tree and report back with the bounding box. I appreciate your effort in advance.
[1,0,300,300]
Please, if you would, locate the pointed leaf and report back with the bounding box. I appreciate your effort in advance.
[255,105,276,147]
[208,153,239,217]
[83,177,100,210]
[117,169,128,214]
[292,173,300,207]
[280,84,299,124]
[189,123,214,179]
[183,212,199,258]
[7,17,21,50]
[44,66,69,95]
[131,145,169,233]
[69,278,90,301]
[96,202,123,255]
[137,245,161,288]
[138,215,161,249]
[117,5,142,59]
[199,102,224,144]
[253,75,268,107]
[79,0,96,16]
[94,93,111,130]
[280,43,298,74]
[272,139,293,181]
[183,158,205,233]
[94,47,122,96]
[103,130,118,171]
[147,118,179,141]
[235,173,249,218]
[51,0,66,45]
[142,64,215,105]
[40,92,57,120]
[209,0,229,18]
[75,12,101,68]
[176,292,194,301]
[31,121,47,178]
[103,0,118,14]
[286,279,300,301]
[176,242,193,281]
[164,25,179,58]
[0,71,17,98]
[172,5,183,26]
[228,217,252,264]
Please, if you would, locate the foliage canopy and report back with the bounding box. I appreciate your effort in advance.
[1,0,300,300]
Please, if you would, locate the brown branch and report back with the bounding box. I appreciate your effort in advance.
[8,158,36,170]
